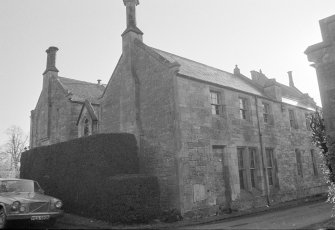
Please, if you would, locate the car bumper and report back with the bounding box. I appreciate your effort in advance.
[6,210,64,220]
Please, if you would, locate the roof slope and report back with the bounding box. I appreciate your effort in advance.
[152,48,265,96]
[279,83,303,100]
[57,77,105,103]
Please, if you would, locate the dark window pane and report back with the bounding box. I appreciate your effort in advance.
[268,168,273,186]
[239,170,245,190]
[250,169,256,188]
[263,103,270,123]
[266,149,273,167]
[237,149,244,169]
[210,91,221,115]
[295,149,303,177]
[305,114,311,131]
[311,149,318,176]
[237,148,246,190]
[239,98,248,120]
[289,110,296,128]
[249,149,255,168]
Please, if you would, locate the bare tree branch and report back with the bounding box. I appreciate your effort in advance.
[3,126,28,172]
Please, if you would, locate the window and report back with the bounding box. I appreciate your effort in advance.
[84,119,90,137]
[239,98,248,120]
[213,145,225,156]
[289,109,297,129]
[295,149,303,177]
[237,147,259,190]
[237,148,247,190]
[249,148,256,188]
[262,103,270,124]
[305,114,311,131]
[311,149,318,176]
[266,148,275,186]
[210,91,220,115]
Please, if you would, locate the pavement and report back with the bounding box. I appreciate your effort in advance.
[180,199,333,229]
[56,194,331,229]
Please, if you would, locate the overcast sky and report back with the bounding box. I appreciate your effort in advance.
[0,0,334,146]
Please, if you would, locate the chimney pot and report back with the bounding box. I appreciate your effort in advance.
[234,65,240,75]
[288,71,294,87]
[97,79,102,85]
[43,46,59,74]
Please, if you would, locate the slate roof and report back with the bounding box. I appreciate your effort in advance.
[57,76,105,103]
[279,83,304,100]
[152,48,265,97]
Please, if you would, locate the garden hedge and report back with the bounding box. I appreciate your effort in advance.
[20,133,160,223]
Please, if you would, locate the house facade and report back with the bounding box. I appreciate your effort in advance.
[30,0,326,216]
[30,47,105,148]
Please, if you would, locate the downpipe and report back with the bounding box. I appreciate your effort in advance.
[255,96,270,206]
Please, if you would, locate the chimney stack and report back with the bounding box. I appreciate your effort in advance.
[234,65,240,75]
[288,71,294,87]
[43,46,59,75]
[97,79,101,85]
[122,0,143,37]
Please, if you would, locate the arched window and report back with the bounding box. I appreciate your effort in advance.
[84,118,89,137]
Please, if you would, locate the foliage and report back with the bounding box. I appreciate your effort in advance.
[309,110,327,153]
[20,133,160,223]
[309,110,335,214]
[309,110,335,182]
[2,126,28,172]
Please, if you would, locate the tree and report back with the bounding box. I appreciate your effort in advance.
[2,126,28,172]
[309,110,335,213]
[309,110,335,182]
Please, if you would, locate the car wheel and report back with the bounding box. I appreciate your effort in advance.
[0,208,7,229]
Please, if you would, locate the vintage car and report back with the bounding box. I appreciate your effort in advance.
[0,178,63,228]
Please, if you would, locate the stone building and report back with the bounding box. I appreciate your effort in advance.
[30,0,326,215]
[305,15,335,138]
[30,47,105,148]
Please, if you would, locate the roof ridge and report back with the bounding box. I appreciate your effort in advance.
[58,76,103,86]
[134,40,180,68]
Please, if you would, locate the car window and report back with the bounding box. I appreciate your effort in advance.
[0,182,8,192]
[0,180,35,193]
[34,181,42,192]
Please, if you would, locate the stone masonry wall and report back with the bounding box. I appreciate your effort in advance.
[100,40,181,210]
[31,73,82,148]
[176,76,326,215]
[133,43,181,210]
[31,75,50,147]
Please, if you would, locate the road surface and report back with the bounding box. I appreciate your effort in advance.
[180,200,333,229]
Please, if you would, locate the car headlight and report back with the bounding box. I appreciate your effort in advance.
[11,201,21,211]
[19,206,26,212]
[55,201,62,209]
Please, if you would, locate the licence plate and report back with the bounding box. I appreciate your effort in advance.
[31,215,50,221]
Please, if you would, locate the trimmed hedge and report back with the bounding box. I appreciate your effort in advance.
[20,133,160,223]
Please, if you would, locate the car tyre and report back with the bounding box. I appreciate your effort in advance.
[0,208,7,229]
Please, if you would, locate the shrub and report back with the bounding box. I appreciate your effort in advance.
[20,133,160,223]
